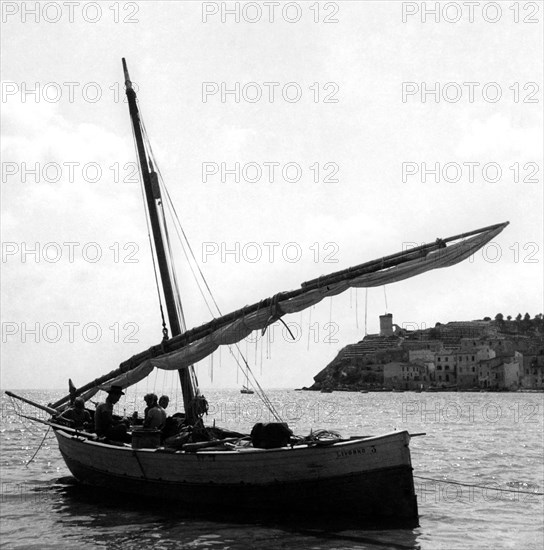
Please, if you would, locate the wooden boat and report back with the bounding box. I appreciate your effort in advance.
[8,59,510,525]
[53,425,416,518]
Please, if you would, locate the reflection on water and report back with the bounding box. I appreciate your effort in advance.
[1,389,543,549]
[48,479,421,550]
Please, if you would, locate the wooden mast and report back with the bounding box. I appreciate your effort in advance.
[122,58,197,423]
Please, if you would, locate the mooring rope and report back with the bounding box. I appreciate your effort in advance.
[25,427,51,467]
[414,475,544,495]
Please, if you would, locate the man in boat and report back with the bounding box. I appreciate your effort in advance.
[158,395,169,410]
[95,385,131,443]
[57,397,92,430]
[143,393,167,430]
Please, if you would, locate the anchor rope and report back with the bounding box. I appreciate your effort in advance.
[25,427,51,467]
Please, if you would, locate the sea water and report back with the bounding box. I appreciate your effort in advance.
[1,389,543,549]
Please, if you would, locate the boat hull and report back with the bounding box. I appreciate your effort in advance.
[54,429,418,522]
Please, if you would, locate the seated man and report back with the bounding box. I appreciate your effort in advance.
[95,385,131,443]
[143,393,166,430]
[158,395,169,411]
[58,397,92,430]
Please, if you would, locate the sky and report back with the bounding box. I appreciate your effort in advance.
[1,1,543,391]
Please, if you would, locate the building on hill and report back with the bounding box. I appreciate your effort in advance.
[383,362,428,390]
[409,349,435,364]
[402,339,443,352]
[478,353,522,390]
[478,356,504,389]
[434,350,457,385]
[521,353,544,389]
[457,345,496,388]
[503,353,522,389]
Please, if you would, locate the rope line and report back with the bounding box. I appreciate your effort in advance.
[26,427,51,467]
[137,109,282,422]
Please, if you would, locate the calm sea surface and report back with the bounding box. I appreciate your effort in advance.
[1,389,543,549]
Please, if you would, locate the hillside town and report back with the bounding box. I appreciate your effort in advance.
[309,313,544,392]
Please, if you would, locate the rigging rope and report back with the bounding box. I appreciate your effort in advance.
[129,117,168,339]
[364,288,368,336]
[138,108,282,422]
[355,289,359,329]
[139,110,205,399]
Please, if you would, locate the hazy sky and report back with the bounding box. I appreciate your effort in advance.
[1,1,542,391]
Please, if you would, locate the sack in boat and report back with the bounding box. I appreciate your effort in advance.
[162,416,185,439]
[163,430,191,449]
[250,422,292,449]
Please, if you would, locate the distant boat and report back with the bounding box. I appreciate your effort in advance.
[240,385,254,394]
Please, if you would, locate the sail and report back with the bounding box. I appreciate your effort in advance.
[92,222,506,393]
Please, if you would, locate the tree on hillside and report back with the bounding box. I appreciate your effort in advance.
[495,313,504,326]
[507,315,512,321]
[516,313,522,322]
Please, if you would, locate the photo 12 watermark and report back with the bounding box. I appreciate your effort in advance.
[401,2,541,24]
[401,82,540,103]
[416,479,541,504]
[401,241,541,264]
[1,162,140,184]
[202,162,339,184]
[2,82,139,104]
[207,399,340,424]
[1,482,53,505]
[201,241,340,264]
[1,2,140,24]
[201,2,340,24]
[202,81,340,103]
[402,400,541,424]
[1,242,140,264]
[401,162,541,184]
[1,321,140,344]
[244,320,340,345]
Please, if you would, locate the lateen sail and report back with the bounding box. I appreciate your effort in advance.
[52,220,507,406]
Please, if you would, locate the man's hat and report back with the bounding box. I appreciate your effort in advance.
[108,385,125,395]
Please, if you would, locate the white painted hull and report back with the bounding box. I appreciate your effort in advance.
[54,428,418,522]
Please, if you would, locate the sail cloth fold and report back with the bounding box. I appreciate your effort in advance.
[101,224,503,390]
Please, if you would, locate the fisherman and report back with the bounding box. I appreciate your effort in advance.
[95,385,131,443]
[58,397,92,430]
[157,395,185,440]
[158,395,169,410]
[143,393,167,430]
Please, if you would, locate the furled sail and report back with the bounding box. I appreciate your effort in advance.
[64,221,507,400]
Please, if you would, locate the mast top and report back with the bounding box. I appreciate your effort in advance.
[122,58,133,91]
